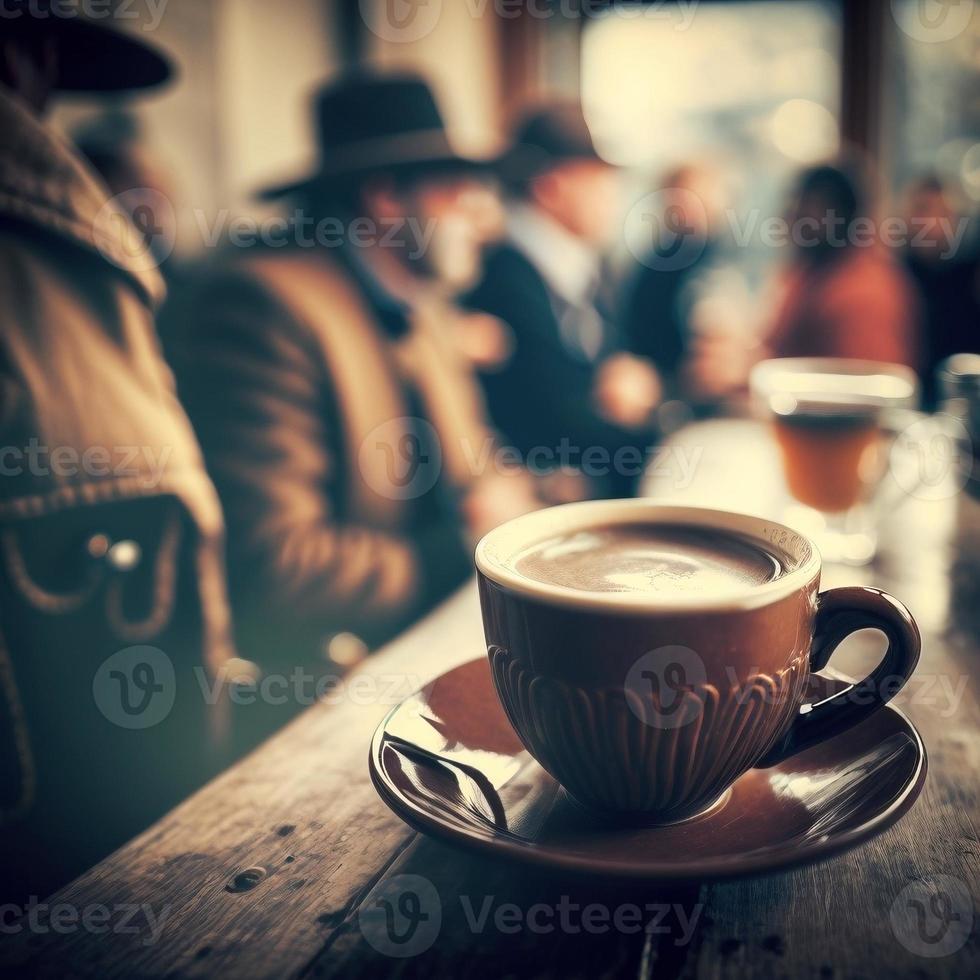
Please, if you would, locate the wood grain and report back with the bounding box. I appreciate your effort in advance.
[1,420,976,979]
[0,588,482,979]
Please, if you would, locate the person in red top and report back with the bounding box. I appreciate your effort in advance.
[766,163,920,369]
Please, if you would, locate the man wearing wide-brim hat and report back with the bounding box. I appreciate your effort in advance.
[0,1,237,902]
[166,72,538,702]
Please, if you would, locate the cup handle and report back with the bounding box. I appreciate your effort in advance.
[759,586,920,766]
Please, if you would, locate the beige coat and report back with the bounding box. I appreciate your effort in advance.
[0,88,233,827]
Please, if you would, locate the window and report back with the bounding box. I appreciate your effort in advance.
[887,0,980,203]
[582,1,842,290]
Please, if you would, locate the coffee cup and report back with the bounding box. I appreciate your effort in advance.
[475,501,920,822]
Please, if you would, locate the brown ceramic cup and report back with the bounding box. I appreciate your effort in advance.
[475,501,920,823]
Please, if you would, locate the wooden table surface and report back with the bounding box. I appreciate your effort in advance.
[2,419,978,979]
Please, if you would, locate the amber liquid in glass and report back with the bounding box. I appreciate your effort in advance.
[773,410,881,513]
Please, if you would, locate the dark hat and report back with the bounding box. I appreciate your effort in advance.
[0,0,173,91]
[257,72,488,201]
[499,102,609,188]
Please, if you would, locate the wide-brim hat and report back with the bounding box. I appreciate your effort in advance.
[0,0,172,91]
[497,101,611,189]
[257,71,489,202]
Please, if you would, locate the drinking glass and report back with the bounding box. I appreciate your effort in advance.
[750,358,919,564]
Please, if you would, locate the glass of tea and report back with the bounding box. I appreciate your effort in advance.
[750,358,919,564]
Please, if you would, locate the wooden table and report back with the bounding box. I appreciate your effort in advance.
[3,420,978,979]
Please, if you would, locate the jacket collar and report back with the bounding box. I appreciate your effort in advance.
[507,202,600,309]
[0,87,165,307]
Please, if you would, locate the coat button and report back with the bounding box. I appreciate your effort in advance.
[86,535,142,571]
[87,533,111,560]
[106,539,142,572]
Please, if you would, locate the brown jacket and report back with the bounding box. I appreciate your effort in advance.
[166,247,510,662]
[0,89,233,834]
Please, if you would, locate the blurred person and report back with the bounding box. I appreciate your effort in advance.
[685,163,923,407]
[464,103,662,500]
[0,3,235,903]
[165,73,538,687]
[764,163,920,368]
[900,173,979,408]
[622,164,756,412]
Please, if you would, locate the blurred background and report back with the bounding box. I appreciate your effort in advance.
[51,0,979,267]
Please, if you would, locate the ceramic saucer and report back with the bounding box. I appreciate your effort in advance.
[369,657,927,881]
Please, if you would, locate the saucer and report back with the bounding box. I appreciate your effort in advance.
[369,657,927,881]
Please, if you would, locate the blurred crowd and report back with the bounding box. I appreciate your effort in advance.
[0,8,977,903]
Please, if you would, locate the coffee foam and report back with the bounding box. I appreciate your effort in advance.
[513,524,784,597]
